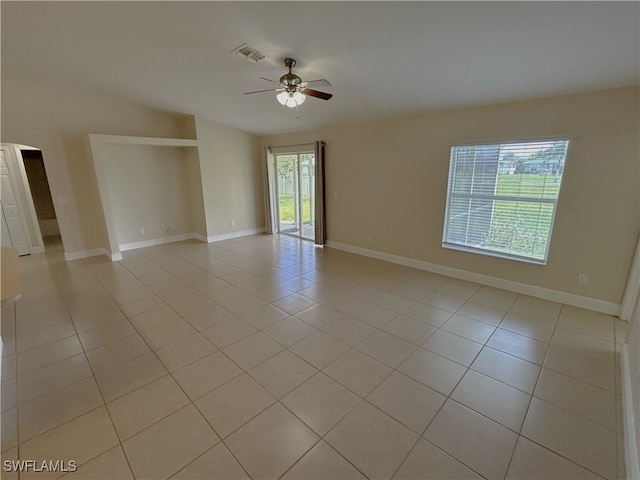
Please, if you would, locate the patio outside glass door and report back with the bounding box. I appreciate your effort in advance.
[275,152,315,240]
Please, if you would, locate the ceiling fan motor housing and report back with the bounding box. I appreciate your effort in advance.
[280,58,301,91]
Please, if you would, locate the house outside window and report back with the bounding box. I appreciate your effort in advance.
[442,139,570,264]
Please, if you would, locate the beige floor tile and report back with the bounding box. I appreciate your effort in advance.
[282,440,366,479]
[424,400,518,479]
[272,293,317,315]
[551,327,616,363]
[248,350,317,398]
[107,375,190,440]
[78,319,137,351]
[59,446,133,479]
[324,349,392,397]
[471,347,541,394]
[398,348,467,396]
[558,306,615,341]
[371,292,416,314]
[183,304,235,331]
[128,305,181,332]
[154,333,217,372]
[2,354,16,380]
[348,303,397,328]
[18,353,93,403]
[382,315,437,345]
[1,379,16,412]
[421,291,466,313]
[262,316,317,347]
[522,398,617,479]
[16,308,72,335]
[122,405,219,479]
[436,279,481,300]
[441,314,496,344]
[486,327,548,365]
[534,368,616,430]
[402,302,452,327]
[289,331,351,369]
[506,436,602,479]
[295,303,345,328]
[18,377,103,442]
[16,320,77,353]
[421,329,483,367]
[95,352,167,402]
[367,371,446,434]
[171,443,249,479]
[394,438,483,479]
[225,403,319,479]
[222,332,284,370]
[356,331,417,368]
[71,305,125,333]
[85,334,150,373]
[17,335,84,375]
[317,315,377,346]
[201,317,257,349]
[325,401,418,479]
[140,318,197,350]
[1,407,17,452]
[169,293,216,317]
[195,373,275,438]
[499,312,556,342]
[451,370,531,432]
[456,302,506,326]
[173,351,242,400]
[20,407,119,479]
[282,372,360,436]
[544,345,615,392]
[468,286,518,311]
[120,294,165,317]
[239,304,290,330]
[508,295,562,323]
[219,294,268,316]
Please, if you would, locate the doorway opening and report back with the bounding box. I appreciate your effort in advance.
[275,151,315,241]
[21,149,62,252]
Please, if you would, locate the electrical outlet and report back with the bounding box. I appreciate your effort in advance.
[367,235,373,242]
[230,220,235,227]
[139,227,145,235]
[578,273,588,285]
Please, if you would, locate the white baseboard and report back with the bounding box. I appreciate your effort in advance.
[621,344,640,480]
[119,232,196,252]
[64,248,109,261]
[327,241,621,316]
[206,227,265,243]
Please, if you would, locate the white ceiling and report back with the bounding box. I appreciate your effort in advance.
[2,1,639,136]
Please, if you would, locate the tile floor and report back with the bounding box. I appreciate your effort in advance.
[0,234,628,479]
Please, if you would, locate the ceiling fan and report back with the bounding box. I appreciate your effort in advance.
[243,58,333,108]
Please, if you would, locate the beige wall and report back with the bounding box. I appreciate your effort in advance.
[194,117,263,238]
[100,144,194,244]
[261,87,640,305]
[1,67,186,254]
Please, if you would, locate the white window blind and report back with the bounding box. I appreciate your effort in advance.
[442,139,569,264]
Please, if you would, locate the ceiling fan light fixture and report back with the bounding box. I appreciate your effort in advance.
[277,90,306,108]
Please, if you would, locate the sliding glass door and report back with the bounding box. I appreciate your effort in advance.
[275,152,315,240]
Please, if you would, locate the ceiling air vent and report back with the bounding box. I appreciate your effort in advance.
[231,43,266,64]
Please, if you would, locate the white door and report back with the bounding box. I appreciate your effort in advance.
[0,149,30,255]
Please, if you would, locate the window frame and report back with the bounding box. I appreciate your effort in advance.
[441,137,571,265]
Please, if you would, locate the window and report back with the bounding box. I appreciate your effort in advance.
[442,139,570,264]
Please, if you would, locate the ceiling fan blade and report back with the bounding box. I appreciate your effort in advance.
[304,88,333,100]
[300,79,331,88]
[260,76,280,84]
[243,88,283,95]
